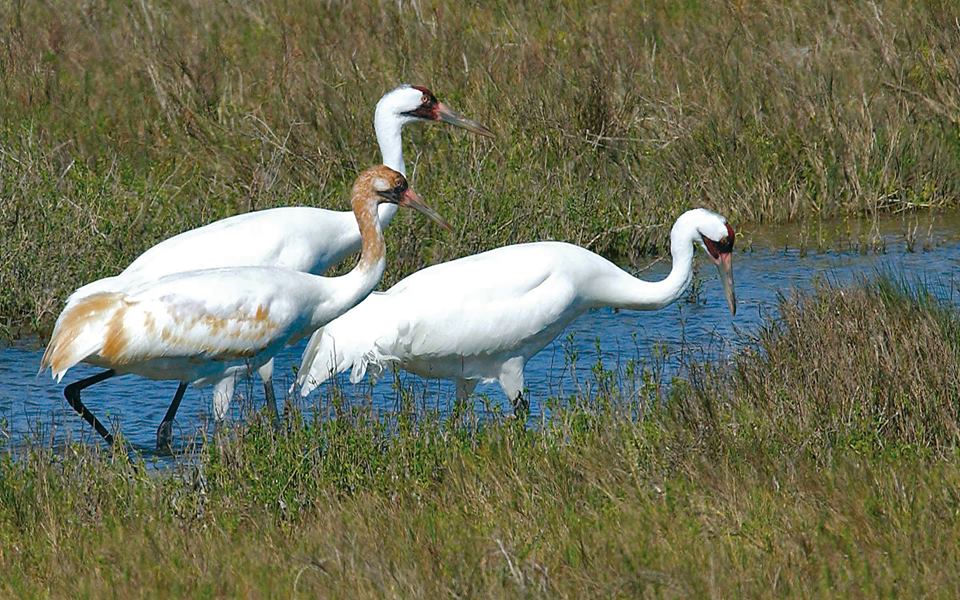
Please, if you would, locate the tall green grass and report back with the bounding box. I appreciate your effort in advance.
[2,277,960,596]
[2,0,959,334]
[689,276,960,456]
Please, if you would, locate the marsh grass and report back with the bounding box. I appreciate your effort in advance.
[674,276,960,460]
[2,0,960,334]
[2,277,960,596]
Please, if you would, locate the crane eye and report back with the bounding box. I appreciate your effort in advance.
[421,94,430,105]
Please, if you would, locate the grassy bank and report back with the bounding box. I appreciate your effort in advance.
[2,0,960,334]
[2,277,959,596]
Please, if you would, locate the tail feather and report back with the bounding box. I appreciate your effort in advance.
[294,328,362,396]
[64,275,123,309]
[291,293,396,396]
[41,292,124,381]
[295,297,395,396]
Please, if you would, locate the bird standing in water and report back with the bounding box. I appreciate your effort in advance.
[296,209,736,416]
[42,165,451,447]
[53,85,489,447]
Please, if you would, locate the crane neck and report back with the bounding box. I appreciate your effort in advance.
[374,107,406,230]
[352,197,388,275]
[374,111,406,175]
[313,195,387,327]
[590,218,700,311]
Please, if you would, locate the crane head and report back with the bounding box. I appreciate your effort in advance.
[699,219,737,317]
[361,165,452,232]
[385,84,494,138]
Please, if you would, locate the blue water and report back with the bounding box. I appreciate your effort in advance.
[2,222,960,456]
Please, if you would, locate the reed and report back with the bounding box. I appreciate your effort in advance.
[2,0,959,335]
[2,276,960,596]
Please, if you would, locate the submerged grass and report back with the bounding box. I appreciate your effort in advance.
[2,0,960,334]
[2,276,960,596]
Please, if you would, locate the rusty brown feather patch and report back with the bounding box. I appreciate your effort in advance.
[351,165,404,271]
[41,292,124,373]
[146,303,278,362]
[100,306,132,364]
[43,293,281,372]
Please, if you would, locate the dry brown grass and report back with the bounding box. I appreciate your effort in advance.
[2,277,960,596]
[1,0,959,335]
[673,278,960,459]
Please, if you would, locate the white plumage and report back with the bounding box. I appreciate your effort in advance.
[50,84,489,447]
[70,85,490,300]
[296,209,737,411]
[51,270,363,385]
[42,166,449,446]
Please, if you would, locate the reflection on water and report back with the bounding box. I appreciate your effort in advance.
[2,214,960,457]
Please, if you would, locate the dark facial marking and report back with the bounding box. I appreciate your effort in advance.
[402,85,439,120]
[723,223,735,251]
[701,223,735,259]
[376,176,409,203]
[410,85,436,100]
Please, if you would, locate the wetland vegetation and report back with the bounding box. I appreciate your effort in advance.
[2,0,960,595]
[1,0,959,334]
[3,278,960,596]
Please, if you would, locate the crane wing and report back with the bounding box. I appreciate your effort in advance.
[106,275,305,366]
[296,243,587,394]
[296,293,395,395]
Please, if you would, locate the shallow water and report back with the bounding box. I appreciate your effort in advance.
[2,213,960,457]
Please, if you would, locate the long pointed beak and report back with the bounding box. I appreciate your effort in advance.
[714,252,736,316]
[399,188,453,232]
[435,102,494,138]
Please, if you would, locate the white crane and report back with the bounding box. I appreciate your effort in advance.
[295,208,737,414]
[56,84,490,447]
[41,166,450,447]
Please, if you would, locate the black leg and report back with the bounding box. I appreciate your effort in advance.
[156,382,188,451]
[64,369,117,445]
[263,380,280,423]
[512,392,529,422]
